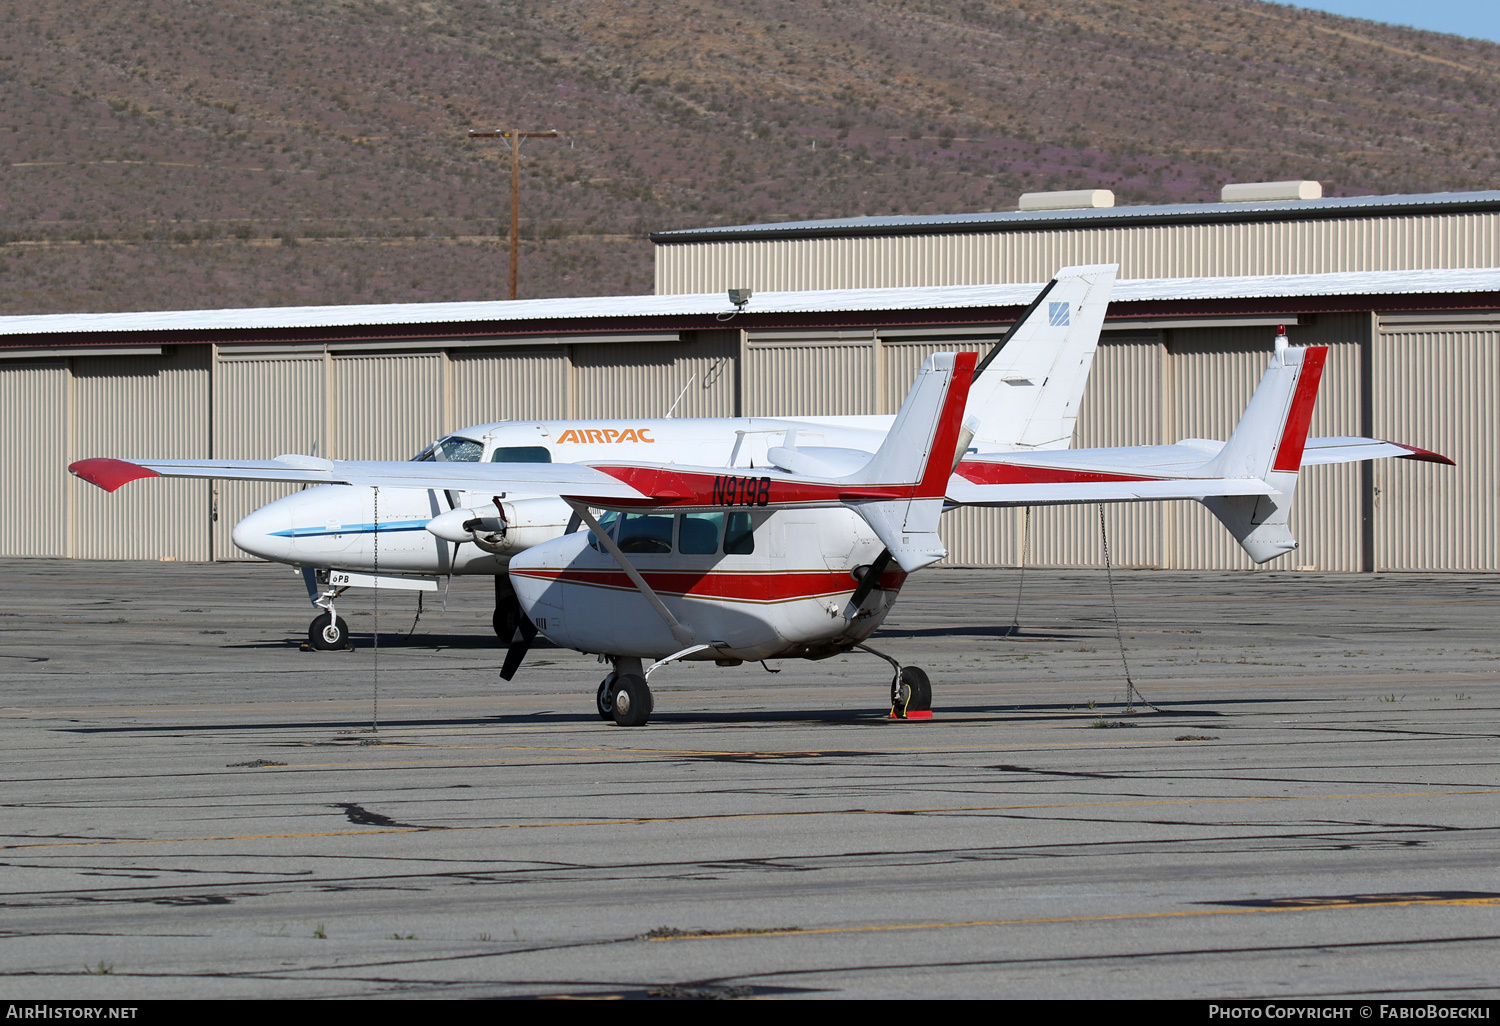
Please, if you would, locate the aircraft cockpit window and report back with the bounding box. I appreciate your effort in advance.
[677,512,723,555]
[412,436,483,462]
[724,512,755,555]
[491,446,552,463]
[616,513,674,554]
[586,511,620,552]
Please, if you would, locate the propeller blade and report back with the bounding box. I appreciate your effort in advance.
[842,549,893,620]
[499,617,538,681]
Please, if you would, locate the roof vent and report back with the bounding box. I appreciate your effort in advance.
[1017,189,1115,211]
[1221,180,1322,202]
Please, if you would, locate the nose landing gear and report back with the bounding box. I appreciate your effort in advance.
[308,610,350,651]
[302,568,352,651]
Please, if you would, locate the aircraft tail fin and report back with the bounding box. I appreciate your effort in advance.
[844,350,976,572]
[1200,336,1328,563]
[966,264,1117,452]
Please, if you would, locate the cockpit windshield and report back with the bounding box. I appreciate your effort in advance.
[412,436,483,462]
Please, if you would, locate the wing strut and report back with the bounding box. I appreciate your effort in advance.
[567,502,696,647]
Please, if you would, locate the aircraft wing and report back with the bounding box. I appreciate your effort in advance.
[74,350,979,573]
[68,456,653,502]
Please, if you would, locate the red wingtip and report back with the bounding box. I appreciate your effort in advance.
[69,458,159,493]
[1396,445,1456,466]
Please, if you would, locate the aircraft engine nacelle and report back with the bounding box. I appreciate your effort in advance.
[425,496,574,557]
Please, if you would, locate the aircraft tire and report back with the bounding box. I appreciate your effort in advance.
[493,596,521,640]
[596,674,618,720]
[308,612,350,651]
[611,674,653,727]
[901,666,932,712]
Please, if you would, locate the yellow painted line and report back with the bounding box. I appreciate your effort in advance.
[5,789,1497,852]
[647,895,1500,942]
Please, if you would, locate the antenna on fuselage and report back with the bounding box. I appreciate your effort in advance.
[664,374,696,419]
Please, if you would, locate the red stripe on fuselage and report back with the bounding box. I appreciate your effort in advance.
[1272,346,1327,473]
[510,567,907,603]
[954,461,1158,486]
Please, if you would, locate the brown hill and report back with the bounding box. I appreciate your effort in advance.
[2,0,1498,314]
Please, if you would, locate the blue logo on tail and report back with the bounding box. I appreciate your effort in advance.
[1048,302,1070,326]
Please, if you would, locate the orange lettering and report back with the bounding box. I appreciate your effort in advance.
[603,429,621,443]
[619,428,638,443]
[556,429,578,443]
[638,428,654,443]
[586,429,605,444]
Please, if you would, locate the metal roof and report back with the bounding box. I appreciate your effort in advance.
[650,190,1500,243]
[1,267,1497,339]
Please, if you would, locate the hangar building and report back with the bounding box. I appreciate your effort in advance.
[2,188,1496,571]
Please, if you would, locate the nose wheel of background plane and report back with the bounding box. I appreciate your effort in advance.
[308,611,350,651]
[891,666,932,720]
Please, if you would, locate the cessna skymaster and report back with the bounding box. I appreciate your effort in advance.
[118,264,1127,651]
[72,323,1449,727]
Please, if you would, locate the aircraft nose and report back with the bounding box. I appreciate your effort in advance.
[231,500,294,562]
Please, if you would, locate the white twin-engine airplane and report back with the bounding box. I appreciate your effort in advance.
[71,272,1450,726]
[79,264,1125,653]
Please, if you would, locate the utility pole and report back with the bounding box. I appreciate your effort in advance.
[467,128,558,300]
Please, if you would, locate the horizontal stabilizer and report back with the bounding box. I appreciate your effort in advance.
[1300,437,1454,466]
[946,476,1275,507]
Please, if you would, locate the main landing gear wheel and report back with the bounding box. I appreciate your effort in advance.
[902,666,932,712]
[611,673,653,727]
[891,666,933,719]
[308,611,350,651]
[596,674,618,721]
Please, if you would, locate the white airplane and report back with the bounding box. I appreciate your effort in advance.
[72,329,1449,726]
[89,265,1122,651]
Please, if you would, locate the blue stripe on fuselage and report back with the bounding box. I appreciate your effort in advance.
[269,520,432,538]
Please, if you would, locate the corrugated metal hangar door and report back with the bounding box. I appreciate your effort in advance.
[1372,314,1500,570]
[0,357,70,557]
[0,348,210,561]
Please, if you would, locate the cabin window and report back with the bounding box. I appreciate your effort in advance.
[586,511,620,552]
[616,513,674,554]
[412,435,483,462]
[491,446,551,463]
[724,512,755,554]
[678,512,723,554]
